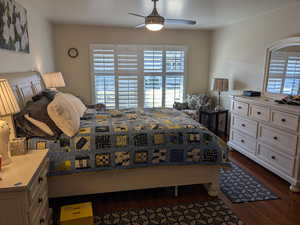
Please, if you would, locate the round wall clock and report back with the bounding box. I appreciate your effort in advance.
[68,48,79,58]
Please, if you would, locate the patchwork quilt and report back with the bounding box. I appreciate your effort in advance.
[28,108,229,176]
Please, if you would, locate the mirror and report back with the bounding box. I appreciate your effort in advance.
[264,37,300,96]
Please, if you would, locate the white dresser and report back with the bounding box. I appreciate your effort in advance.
[0,150,51,225]
[228,96,300,192]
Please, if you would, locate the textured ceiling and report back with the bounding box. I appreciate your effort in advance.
[39,0,300,29]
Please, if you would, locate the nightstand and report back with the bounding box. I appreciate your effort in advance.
[0,150,51,225]
[199,110,228,136]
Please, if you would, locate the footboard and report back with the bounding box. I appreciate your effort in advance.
[48,164,220,198]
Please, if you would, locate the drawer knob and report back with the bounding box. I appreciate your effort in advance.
[241,124,246,127]
[40,218,45,224]
[238,106,242,109]
[38,197,43,203]
[281,118,286,122]
[241,139,245,143]
[257,112,261,115]
[273,136,278,140]
[38,177,44,183]
[271,156,276,160]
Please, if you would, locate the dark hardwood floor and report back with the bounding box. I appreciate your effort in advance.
[50,150,300,225]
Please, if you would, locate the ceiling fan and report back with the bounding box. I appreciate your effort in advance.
[129,0,196,31]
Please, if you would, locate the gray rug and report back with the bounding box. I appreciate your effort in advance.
[94,199,244,225]
[220,162,279,203]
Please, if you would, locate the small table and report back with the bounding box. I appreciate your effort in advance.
[199,110,229,136]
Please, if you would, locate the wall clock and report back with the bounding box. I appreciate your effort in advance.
[68,48,79,58]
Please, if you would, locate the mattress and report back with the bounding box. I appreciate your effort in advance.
[28,108,229,176]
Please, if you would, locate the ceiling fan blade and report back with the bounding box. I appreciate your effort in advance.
[136,24,146,28]
[165,19,196,25]
[129,13,146,18]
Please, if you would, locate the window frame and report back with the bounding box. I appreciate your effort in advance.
[90,44,188,108]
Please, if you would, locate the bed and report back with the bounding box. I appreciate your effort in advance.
[1,71,229,198]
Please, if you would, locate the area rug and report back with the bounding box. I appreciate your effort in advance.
[220,162,279,203]
[94,199,244,225]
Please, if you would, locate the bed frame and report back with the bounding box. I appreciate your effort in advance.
[1,71,221,198]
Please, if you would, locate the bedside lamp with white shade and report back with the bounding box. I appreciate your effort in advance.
[212,78,229,111]
[42,72,66,90]
[0,79,20,166]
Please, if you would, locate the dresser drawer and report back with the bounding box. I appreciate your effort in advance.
[29,158,49,205]
[30,182,48,224]
[232,115,258,137]
[257,143,295,176]
[271,110,299,131]
[232,101,249,116]
[230,129,256,154]
[250,105,270,121]
[32,199,49,225]
[258,125,297,156]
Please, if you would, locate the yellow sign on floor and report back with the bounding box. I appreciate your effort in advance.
[60,202,93,225]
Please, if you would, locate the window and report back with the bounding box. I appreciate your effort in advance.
[267,51,300,95]
[90,45,187,109]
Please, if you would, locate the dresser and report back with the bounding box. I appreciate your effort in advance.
[0,150,51,225]
[228,96,300,192]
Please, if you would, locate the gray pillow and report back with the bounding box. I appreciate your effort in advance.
[14,96,62,139]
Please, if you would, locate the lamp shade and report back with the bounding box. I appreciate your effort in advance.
[213,78,229,92]
[0,79,20,116]
[42,72,66,89]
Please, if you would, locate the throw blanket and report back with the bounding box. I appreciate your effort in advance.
[28,108,229,176]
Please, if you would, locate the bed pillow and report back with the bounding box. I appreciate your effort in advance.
[64,93,87,117]
[47,93,80,137]
[14,111,58,140]
[24,114,55,136]
[32,89,58,102]
[26,96,62,136]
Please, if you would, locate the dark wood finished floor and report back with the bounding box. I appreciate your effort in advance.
[50,150,300,225]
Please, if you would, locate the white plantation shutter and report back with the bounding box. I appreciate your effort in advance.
[94,76,116,109]
[118,75,138,109]
[165,50,185,107]
[143,49,164,107]
[144,50,163,73]
[165,75,184,108]
[166,50,185,73]
[144,76,163,108]
[267,51,300,95]
[91,47,116,109]
[284,55,300,95]
[117,47,139,109]
[91,45,187,109]
[92,48,115,74]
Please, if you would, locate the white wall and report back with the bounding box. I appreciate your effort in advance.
[209,2,300,109]
[0,0,54,74]
[53,24,212,104]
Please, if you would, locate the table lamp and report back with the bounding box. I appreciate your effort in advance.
[0,79,20,166]
[42,72,66,90]
[213,78,229,111]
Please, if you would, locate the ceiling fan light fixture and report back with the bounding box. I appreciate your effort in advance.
[146,23,164,31]
[145,14,164,31]
[130,0,196,31]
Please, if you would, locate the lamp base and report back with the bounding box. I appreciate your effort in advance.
[0,120,12,166]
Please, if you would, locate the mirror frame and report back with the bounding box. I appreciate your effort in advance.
[263,37,300,99]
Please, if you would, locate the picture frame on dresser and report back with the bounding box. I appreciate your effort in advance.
[228,36,300,192]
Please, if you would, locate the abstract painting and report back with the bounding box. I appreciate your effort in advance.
[0,0,29,53]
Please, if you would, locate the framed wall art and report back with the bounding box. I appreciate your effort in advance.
[0,0,30,53]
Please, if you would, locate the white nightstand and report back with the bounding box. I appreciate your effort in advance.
[0,150,51,225]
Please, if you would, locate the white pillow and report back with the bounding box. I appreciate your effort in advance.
[64,93,87,117]
[24,114,55,136]
[47,93,80,137]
